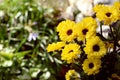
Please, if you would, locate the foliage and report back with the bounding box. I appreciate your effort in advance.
[0,0,64,80]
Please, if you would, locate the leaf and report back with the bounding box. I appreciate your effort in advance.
[0,53,13,60]
[54,57,62,64]
[14,50,32,59]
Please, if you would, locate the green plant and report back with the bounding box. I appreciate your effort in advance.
[0,0,63,80]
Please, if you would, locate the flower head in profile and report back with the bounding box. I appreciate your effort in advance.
[65,69,80,80]
[61,43,81,64]
[75,17,97,41]
[47,42,66,52]
[84,36,107,58]
[56,20,77,42]
[93,4,119,25]
[82,57,101,75]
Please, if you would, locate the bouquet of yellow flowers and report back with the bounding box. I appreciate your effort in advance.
[47,2,120,80]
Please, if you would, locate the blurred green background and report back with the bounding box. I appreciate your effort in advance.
[0,0,69,80]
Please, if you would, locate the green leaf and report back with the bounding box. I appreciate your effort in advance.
[14,50,32,59]
[0,52,13,60]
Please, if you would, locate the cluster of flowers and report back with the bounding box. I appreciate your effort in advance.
[47,1,120,80]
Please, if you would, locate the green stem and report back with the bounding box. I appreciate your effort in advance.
[15,37,27,52]
[32,41,40,57]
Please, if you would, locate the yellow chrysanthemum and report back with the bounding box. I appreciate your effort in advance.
[61,43,81,64]
[65,69,80,80]
[57,20,75,32]
[47,42,66,52]
[93,4,105,13]
[82,57,101,75]
[113,1,120,19]
[93,4,119,25]
[56,20,77,42]
[113,2,120,11]
[75,17,97,41]
[84,36,107,58]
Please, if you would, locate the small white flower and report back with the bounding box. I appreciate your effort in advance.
[28,32,38,42]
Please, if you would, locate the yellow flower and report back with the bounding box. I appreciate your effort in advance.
[75,17,97,41]
[93,4,105,13]
[61,43,81,64]
[47,42,66,52]
[56,20,77,42]
[84,36,106,58]
[82,57,101,75]
[93,4,119,25]
[57,20,74,32]
[65,69,80,80]
[113,1,120,19]
[113,2,120,11]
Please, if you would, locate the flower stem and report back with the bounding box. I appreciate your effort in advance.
[100,22,103,35]
[109,25,116,52]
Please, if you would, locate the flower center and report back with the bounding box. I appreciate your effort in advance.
[93,44,100,51]
[67,29,73,35]
[89,63,94,69]
[82,29,88,35]
[69,50,73,53]
[106,12,111,17]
